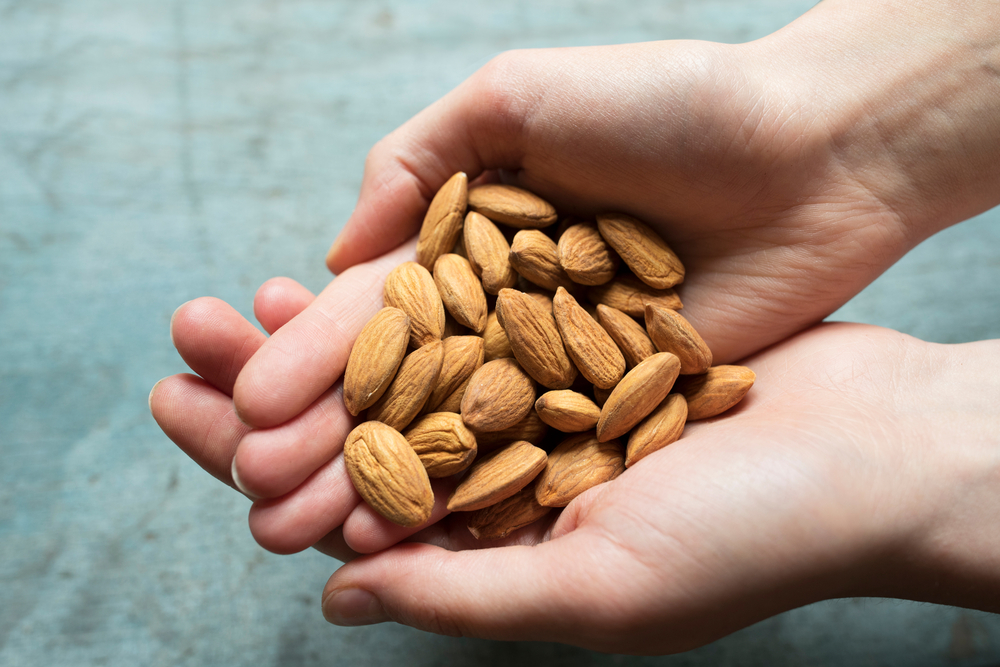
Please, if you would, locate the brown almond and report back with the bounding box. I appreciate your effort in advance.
[597,212,685,289]
[558,222,620,285]
[586,274,682,317]
[434,376,472,414]
[422,336,484,413]
[447,440,547,512]
[460,357,536,432]
[676,365,756,420]
[343,307,411,416]
[535,432,625,507]
[552,287,625,389]
[383,262,446,348]
[597,352,680,441]
[343,421,434,527]
[645,304,712,375]
[496,288,577,389]
[366,341,444,431]
[416,172,467,269]
[534,390,601,432]
[473,410,549,452]
[404,412,477,478]
[596,304,657,369]
[483,310,514,362]
[433,254,488,334]
[463,211,518,295]
[467,184,558,229]
[467,481,552,540]
[626,393,687,467]
[509,229,574,291]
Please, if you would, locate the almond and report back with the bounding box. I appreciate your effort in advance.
[595,304,657,369]
[404,412,478,478]
[343,421,434,527]
[461,357,536,432]
[416,172,467,269]
[645,304,712,375]
[433,254,488,334]
[366,340,444,431]
[552,287,625,389]
[596,212,685,288]
[343,307,411,416]
[534,390,601,432]
[496,288,577,390]
[483,310,514,362]
[383,262,446,348]
[467,480,551,540]
[447,440,547,512]
[463,211,518,295]
[593,385,613,408]
[472,410,549,452]
[434,376,472,414]
[535,432,624,507]
[626,393,687,467]
[468,184,558,229]
[509,229,574,291]
[676,365,755,420]
[422,336,484,413]
[558,222,620,285]
[586,274,682,318]
[597,352,680,441]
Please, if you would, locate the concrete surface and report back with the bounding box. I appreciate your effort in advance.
[2,0,998,665]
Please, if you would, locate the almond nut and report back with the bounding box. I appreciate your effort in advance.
[534,390,601,432]
[586,274,682,318]
[597,212,685,289]
[366,340,444,431]
[626,393,687,467]
[597,352,680,441]
[483,310,514,362]
[422,336,484,414]
[383,261,446,348]
[645,304,712,375]
[447,440,547,512]
[595,304,657,369]
[468,184,558,229]
[676,365,756,420]
[535,432,624,507]
[509,229,574,291]
[467,480,551,540]
[463,211,518,295]
[460,357,536,432]
[343,307,411,416]
[472,409,549,452]
[404,412,478,478]
[416,171,467,269]
[552,287,625,390]
[496,288,577,390]
[558,222,620,285]
[433,253,488,334]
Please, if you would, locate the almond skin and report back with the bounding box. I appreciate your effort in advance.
[467,481,551,540]
[366,340,444,431]
[535,432,625,507]
[509,229,574,291]
[464,211,518,295]
[461,358,536,432]
[404,412,478,478]
[468,184,558,229]
[447,440,548,512]
[483,310,514,362]
[676,365,756,420]
[553,287,625,390]
[645,304,713,375]
[416,171,467,270]
[383,262,446,348]
[586,274,682,318]
[343,421,434,527]
[472,410,549,452]
[343,307,411,416]
[597,212,685,289]
[597,352,681,442]
[434,253,488,334]
[422,336,484,413]
[596,304,657,369]
[558,222,620,285]
[626,393,687,467]
[534,390,601,432]
[496,288,578,390]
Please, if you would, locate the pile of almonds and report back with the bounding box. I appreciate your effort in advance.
[341,173,755,540]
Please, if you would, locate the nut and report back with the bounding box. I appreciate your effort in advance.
[343,307,411,416]
[460,357,537,432]
[468,184,558,229]
[416,171,467,269]
[596,212,685,289]
[447,440,547,512]
[383,261,446,348]
[496,288,578,390]
[404,412,478,478]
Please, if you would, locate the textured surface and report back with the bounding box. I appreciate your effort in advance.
[2,0,1000,665]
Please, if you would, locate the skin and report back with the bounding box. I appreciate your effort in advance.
[149,0,1000,653]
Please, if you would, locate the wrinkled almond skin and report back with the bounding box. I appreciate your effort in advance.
[483,310,514,362]
[404,412,478,478]
[496,288,577,390]
[343,307,411,416]
[461,358,536,432]
[343,421,434,527]
[467,481,551,540]
[597,212,685,289]
[416,172,467,269]
[383,262,446,348]
[596,304,657,369]
[558,222,620,285]
[468,184,558,229]
[553,287,625,390]
[626,393,687,467]
[535,432,625,507]
[447,440,548,512]
[434,254,488,334]
[676,365,756,420]
[464,211,518,295]
[597,352,681,442]
[645,304,712,375]
[473,410,549,452]
[534,390,601,432]
[422,336,484,414]
[586,274,682,318]
[366,340,444,431]
[509,230,574,291]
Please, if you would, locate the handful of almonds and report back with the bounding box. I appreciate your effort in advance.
[342,173,755,538]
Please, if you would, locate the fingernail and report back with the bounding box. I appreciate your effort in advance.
[322,588,388,626]
[230,457,259,500]
[148,378,166,413]
[170,300,193,348]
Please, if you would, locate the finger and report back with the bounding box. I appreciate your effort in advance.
[341,478,457,554]
[254,277,316,335]
[313,527,361,563]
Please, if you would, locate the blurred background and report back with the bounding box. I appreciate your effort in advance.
[2,1,999,665]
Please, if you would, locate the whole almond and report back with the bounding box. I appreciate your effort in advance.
[558,222,620,285]
[447,440,547,512]
[468,184,558,229]
[483,310,513,362]
[343,307,411,416]
[596,304,657,369]
[473,410,549,452]
[597,352,681,441]
[509,229,574,291]
[366,340,444,431]
[467,481,551,540]
[597,212,685,289]
[586,274,682,317]
[676,365,756,420]
[416,172,468,269]
[535,432,625,507]
[433,254,488,334]
[422,336,484,413]
[496,288,577,390]
[645,304,712,375]
[552,287,625,390]
[461,358,536,432]
[343,421,434,527]
[404,412,478,478]
[463,211,518,294]
[534,390,601,432]
[383,262,446,348]
[626,393,687,467]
